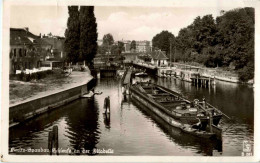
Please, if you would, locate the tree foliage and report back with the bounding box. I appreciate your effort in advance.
[64,6,80,63]
[64,6,98,65]
[152,7,254,82]
[111,41,125,55]
[130,40,136,50]
[79,6,98,66]
[152,30,174,55]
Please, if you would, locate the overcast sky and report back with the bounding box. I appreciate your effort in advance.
[11,6,239,41]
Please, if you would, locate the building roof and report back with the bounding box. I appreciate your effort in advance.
[10,28,51,47]
[149,51,168,60]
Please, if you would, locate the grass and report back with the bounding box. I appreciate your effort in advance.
[9,71,72,104]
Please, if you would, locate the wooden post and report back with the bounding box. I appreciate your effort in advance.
[48,126,58,155]
[48,131,53,155]
[53,126,58,152]
[209,112,213,133]
[103,97,107,114]
[107,96,110,113]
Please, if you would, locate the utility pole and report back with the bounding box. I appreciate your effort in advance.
[169,38,172,68]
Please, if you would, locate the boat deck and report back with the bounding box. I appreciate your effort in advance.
[139,85,200,115]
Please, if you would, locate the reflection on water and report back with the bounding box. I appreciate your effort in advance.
[9,77,254,156]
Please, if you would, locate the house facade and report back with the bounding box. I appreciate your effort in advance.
[136,41,151,52]
[9,28,52,74]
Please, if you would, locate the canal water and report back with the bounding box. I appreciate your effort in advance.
[9,76,254,156]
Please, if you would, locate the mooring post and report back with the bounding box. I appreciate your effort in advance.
[53,126,58,153]
[107,96,110,113]
[48,131,53,155]
[103,97,107,114]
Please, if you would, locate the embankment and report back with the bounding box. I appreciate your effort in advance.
[9,71,96,128]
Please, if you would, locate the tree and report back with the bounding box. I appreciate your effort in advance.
[152,30,174,55]
[97,45,106,55]
[102,33,114,54]
[216,7,254,81]
[79,6,98,66]
[130,40,136,50]
[173,7,254,82]
[118,41,125,54]
[64,6,80,63]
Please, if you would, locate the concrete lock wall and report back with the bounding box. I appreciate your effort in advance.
[9,78,95,127]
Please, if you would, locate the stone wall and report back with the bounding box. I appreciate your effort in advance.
[9,78,96,127]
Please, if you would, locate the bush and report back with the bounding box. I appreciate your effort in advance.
[238,64,254,82]
[18,72,25,81]
[25,74,31,82]
[30,73,37,80]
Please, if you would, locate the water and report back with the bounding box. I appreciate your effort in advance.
[9,76,254,156]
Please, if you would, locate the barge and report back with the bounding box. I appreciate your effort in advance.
[129,82,223,139]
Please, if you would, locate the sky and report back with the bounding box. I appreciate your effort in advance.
[10,5,239,41]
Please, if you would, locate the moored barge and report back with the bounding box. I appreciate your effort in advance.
[130,81,223,139]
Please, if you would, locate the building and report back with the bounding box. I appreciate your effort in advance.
[136,41,151,53]
[9,28,52,74]
[149,50,168,67]
[137,41,151,52]
[122,40,131,53]
[41,37,66,61]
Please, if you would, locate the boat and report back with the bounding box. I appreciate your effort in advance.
[94,91,103,95]
[81,91,95,98]
[129,81,223,138]
[134,72,148,77]
[81,90,103,98]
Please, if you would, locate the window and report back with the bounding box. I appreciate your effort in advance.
[19,49,22,57]
[14,49,16,57]
[24,49,27,57]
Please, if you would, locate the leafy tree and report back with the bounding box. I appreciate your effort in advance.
[64,6,80,63]
[118,41,125,54]
[152,30,174,55]
[216,7,254,80]
[102,33,114,53]
[97,45,106,55]
[110,42,124,55]
[79,6,98,66]
[130,40,136,50]
[169,7,254,82]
